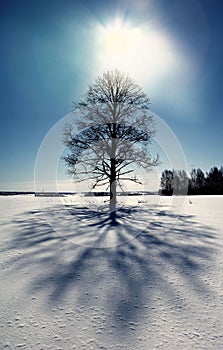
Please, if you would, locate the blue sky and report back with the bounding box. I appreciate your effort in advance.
[0,0,223,191]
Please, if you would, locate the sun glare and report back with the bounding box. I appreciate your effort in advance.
[101,18,140,56]
[97,17,188,87]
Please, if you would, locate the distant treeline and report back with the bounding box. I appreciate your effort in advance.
[160,166,223,195]
[0,191,35,196]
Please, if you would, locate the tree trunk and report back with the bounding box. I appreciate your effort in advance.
[109,158,117,220]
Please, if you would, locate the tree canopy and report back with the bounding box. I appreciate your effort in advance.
[64,70,159,215]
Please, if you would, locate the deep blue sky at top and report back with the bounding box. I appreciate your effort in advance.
[0,0,223,189]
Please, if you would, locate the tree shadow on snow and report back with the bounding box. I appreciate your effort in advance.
[2,201,218,333]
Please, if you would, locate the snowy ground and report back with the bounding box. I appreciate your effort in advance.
[0,194,223,349]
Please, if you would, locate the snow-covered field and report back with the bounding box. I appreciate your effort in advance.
[0,194,223,349]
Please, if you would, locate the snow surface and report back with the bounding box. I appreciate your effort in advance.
[0,194,223,349]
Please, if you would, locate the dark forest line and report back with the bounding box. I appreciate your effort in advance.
[160,166,223,195]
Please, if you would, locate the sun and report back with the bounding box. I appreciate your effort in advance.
[101,18,141,56]
[96,17,186,87]
[98,18,142,69]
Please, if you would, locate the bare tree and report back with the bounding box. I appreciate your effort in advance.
[63,70,159,218]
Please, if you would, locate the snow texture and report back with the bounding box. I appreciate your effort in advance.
[0,195,223,349]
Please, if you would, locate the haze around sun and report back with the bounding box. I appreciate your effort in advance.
[96,17,192,88]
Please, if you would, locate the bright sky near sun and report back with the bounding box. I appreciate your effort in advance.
[0,0,223,191]
[96,17,189,87]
